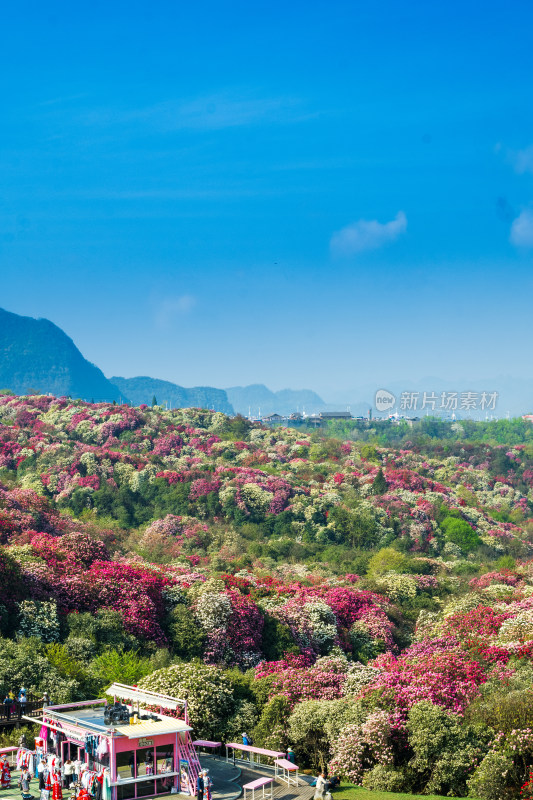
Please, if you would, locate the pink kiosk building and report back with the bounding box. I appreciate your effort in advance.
[36,683,201,800]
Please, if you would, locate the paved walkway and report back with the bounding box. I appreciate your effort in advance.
[199,754,242,800]
[0,761,315,800]
[208,756,315,800]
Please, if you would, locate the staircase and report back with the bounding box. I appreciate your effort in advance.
[176,732,202,795]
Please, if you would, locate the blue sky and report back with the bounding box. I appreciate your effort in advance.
[1,0,533,400]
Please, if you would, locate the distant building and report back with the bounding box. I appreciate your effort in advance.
[306,415,322,427]
[263,413,284,424]
[523,414,533,423]
[319,411,352,420]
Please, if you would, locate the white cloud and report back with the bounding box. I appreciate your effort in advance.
[330,211,407,257]
[155,295,196,328]
[510,209,533,247]
[513,145,533,175]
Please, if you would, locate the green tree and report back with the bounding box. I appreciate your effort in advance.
[0,637,79,701]
[93,648,153,687]
[66,609,139,651]
[328,505,379,549]
[253,694,291,752]
[371,468,388,495]
[261,615,298,661]
[166,605,206,659]
[288,700,335,770]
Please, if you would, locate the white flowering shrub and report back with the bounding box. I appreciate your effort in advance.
[138,662,235,739]
[344,664,380,696]
[195,592,232,631]
[497,610,533,644]
[17,600,60,643]
[240,483,273,513]
[306,601,338,654]
[374,572,417,602]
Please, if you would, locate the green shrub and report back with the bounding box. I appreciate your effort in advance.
[407,701,490,796]
[468,750,514,800]
[441,516,481,552]
[362,764,408,792]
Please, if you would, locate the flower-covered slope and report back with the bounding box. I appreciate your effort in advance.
[2,396,533,797]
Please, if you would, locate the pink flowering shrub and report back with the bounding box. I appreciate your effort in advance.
[361,649,488,720]
[329,712,394,784]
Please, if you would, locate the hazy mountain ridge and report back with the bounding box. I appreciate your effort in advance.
[111,375,234,414]
[226,383,328,416]
[0,307,123,402]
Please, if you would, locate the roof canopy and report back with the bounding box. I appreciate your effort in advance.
[114,718,191,738]
[106,683,187,712]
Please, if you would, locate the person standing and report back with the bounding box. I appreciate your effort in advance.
[74,756,82,779]
[18,688,27,717]
[203,770,212,800]
[286,748,295,764]
[314,772,326,800]
[2,695,12,721]
[19,768,31,796]
[38,758,46,789]
[196,771,204,800]
[64,761,74,788]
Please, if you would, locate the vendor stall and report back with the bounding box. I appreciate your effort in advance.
[25,684,201,800]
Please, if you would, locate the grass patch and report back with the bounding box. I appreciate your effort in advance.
[333,784,469,800]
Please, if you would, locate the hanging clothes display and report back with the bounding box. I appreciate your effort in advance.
[95,738,108,760]
[84,736,99,758]
[17,748,35,775]
[102,770,111,800]
[35,750,46,779]
[79,767,102,797]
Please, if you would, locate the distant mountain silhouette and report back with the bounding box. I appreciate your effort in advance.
[0,307,123,402]
[226,384,327,416]
[111,376,234,414]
